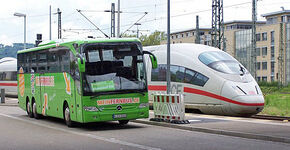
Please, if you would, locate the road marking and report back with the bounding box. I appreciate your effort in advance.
[0,113,161,150]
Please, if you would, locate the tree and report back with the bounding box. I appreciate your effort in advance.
[139,31,166,46]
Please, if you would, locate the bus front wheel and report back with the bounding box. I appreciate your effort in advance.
[64,104,75,127]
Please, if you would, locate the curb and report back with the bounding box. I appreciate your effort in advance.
[132,119,290,144]
[0,104,18,107]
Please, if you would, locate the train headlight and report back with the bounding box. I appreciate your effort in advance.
[232,86,247,95]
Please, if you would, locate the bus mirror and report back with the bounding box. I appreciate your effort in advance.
[150,55,157,69]
[143,51,158,69]
[78,58,86,72]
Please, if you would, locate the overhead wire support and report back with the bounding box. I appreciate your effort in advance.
[121,12,148,37]
[76,9,109,38]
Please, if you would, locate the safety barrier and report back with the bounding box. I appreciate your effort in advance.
[151,93,189,124]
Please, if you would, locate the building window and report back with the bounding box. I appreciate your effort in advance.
[271,62,274,75]
[176,34,178,39]
[257,77,261,82]
[192,32,195,36]
[271,76,274,82]
[262,47,267,56]
[171,36,174,39]
[262,76,267,81]
[181,34,184,38]
[262,62,267,70]
[186,33,189,37]
[262,32,267,41]
[270,31,274,45]
[256,33,261,41]
[256,47,260,56]
[271,46,275,61]
[257,62,261,70]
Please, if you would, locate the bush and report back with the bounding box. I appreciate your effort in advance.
[258,81,279,87]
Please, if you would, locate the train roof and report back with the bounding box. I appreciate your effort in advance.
[0,57,17,72]
[144,43,221,57]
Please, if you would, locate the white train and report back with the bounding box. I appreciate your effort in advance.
[144,43,264,116]
[0,57,17,97]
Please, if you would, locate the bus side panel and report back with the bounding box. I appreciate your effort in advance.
[17,73,26,111]
[34,73,42,116]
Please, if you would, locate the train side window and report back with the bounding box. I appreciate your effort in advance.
[170,65,179,82]
[170,65,185,82]
[191,73,209,86]
[151,64,166,81]
[184,69,196,83]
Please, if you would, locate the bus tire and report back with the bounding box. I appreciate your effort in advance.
[32,100,41,119]
[64,103,75,127]
[26,98,33,118]
[118,120,129,125]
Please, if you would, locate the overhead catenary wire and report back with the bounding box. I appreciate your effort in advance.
[121,12,148,37]
[76,9,109,38]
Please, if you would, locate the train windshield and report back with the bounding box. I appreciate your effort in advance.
[198,51,248,75]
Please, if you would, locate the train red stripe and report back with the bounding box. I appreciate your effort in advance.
[148,85,264,107]
[0,83,17,86]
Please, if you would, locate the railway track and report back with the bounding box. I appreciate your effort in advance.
[251,115,290,121]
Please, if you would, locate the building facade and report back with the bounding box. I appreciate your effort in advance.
[161,10,290,85]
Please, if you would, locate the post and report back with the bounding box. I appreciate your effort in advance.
[57,8,62,39]
[24,15,26,50]
[195,15,200,44]
[111,3,116,37]
[0,89,5,103]
[117,0,120,38]
[49,5,52,40]
[166,0,171,94]
[251,0,257,79]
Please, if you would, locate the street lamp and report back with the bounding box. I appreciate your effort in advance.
[14,12,26,49]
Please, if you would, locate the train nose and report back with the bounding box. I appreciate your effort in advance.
[221,81,265,116]
[230,95,264,116]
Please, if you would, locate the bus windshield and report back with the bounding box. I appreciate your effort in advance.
[198,51,248,75]
[82,42,146,96]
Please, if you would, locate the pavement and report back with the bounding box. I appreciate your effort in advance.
[1,97,290,144]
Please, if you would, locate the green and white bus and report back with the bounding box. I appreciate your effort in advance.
[17,38,157,127]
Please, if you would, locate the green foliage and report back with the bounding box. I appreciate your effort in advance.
[260,84,290,116]
[139,31,166,46]
[258,81,279,87]
[0,43,34,58]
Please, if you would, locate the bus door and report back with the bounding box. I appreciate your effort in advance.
[70,58,83,122]
[38,51,48,116]
[30,52,43,116]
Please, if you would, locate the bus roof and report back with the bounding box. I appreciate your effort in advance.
[17,38,141,54]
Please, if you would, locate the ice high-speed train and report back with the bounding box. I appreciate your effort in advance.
[144,43,264,116]
[0,57,17,97]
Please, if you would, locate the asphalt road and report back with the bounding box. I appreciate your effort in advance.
[0,106,289,150]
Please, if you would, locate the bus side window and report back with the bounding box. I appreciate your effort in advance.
[47,50,60,73]
[59,48,70,73]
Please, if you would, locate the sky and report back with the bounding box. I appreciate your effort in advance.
[0,0,289,45]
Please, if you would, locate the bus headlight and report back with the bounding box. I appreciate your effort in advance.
[83,106,99,112]
[139,103,149,108]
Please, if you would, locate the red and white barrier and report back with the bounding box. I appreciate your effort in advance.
[153,94,185,122]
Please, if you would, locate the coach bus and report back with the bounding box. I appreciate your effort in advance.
[17,38,157,127]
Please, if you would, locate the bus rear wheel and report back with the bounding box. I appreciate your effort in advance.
[64,104,75,127]
[118,120,129,125]
[26,100,33,118]
[32,101,41,119]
